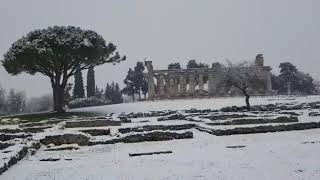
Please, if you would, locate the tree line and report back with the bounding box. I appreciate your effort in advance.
[272,62,316,95]
[0,87,26,115]
[168,59,209,70]
[0,85,53,115]
[68,65,123,108]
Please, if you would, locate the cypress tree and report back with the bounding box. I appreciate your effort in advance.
[87,66,95,97]
[133,62,145,100]
[104,83,111,100]
[114,83,123,103]
[104,82,123,104]
[73,65,85,99]
[123,68,137,100]
[95,85,103,99]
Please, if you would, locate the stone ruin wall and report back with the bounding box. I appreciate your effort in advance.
[144,55,272,100]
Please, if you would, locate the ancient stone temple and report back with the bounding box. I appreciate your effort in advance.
[144,55,272,99]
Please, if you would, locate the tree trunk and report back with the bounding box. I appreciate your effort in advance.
[243,90,250,111]
[52,85,66,113]
[138,89,141,100]
[132,94,135,101]
[245,94,250,111]
[52,86,57,111]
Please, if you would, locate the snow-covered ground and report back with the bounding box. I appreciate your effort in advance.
[69,95,320,114]
[2,96,320,180]
[2,129,320,180]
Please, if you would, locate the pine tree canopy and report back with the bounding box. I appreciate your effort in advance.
[2,26,125,112]
[3,26,125,76]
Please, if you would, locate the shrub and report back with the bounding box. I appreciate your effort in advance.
[68,97,110,109]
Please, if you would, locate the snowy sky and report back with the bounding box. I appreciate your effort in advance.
[0,0,319,97]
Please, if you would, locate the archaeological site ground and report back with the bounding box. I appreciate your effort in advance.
[1,96,320,179]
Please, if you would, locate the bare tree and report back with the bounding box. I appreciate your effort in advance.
[224,61,260,111]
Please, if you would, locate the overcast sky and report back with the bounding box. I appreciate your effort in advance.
[0,0,319,97]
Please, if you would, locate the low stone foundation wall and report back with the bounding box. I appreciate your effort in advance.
[65,120,121,128]
[119,124,196,134]
[198,121,320,136]
[19,122,48,128]
[90,131,193,145]
[206,116,298,126]
[19,119,65,128]
[0,129,23,134]
[79,129,111,136]
[202,114,254,121]
[309,112,320,116]
[157,114,186,121]
[0,141,40,175]
[22,126,53,133]
[123,111,177,118]
[220,101,320,112]
[40,134,90,146]
[0,142,13,150]
[0,133,31,141]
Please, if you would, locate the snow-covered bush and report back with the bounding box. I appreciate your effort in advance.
[68,97,111,109]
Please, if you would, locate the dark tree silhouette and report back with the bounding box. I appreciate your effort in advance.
[87,66,96,97]
[133,62,145,100]
[122,62,148,101]
[94,85,103,99]
[104,82,123,104]
[168,62,181,70]
[73,65,85,99]
[186,59,209,69]
[122,68,137,100]
[277,62,315,95]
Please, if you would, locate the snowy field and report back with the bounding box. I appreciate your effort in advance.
[69,96,320,114]
[2,96,320,180]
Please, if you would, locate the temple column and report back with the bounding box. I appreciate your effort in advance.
[180,75,186,94]
[146,75,155,99]
[266,71,272,94]
[189,73,195,95]
[159,74,165,96]
[164,75,170,97]
[174,77,179,95]
[198,73,204,94]
[155,76,160,97]
[169,76,175,97]
[208,72,214,96]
